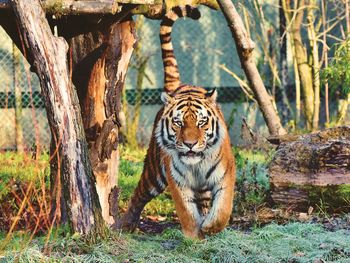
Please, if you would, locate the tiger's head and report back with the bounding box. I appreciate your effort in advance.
[156,86,227,165]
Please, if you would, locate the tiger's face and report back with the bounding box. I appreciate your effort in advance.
[156,87,226,165]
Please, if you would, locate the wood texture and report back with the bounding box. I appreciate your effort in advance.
[1,0,157,13]
[269,126,350,207]
[11,0,104,235]
[61,18,136,225]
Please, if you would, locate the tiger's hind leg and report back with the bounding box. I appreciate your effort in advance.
[117,149,167,232]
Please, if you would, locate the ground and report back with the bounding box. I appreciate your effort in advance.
[0,146,350,262]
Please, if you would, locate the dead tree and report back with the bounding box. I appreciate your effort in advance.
[217,0,286,136]
[9,0,104,235]
[54,15,137,225]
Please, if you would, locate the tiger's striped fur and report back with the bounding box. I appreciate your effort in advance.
[118,6,236,239]
[160,5,200,93]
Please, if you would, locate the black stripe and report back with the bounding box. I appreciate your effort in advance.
[160,32,171,38]
[192,103,202,110]
[172,162,184,179]
[173,6,184,17]
[185,5,192,17]
[160,37,171,44]
[212,187,223,200]
[160,120,168,147]
[176,98,188,105]
[148,167,163,195]
[177,89,203,95]
[165,71,179,79]
[159,162,168,186]
[165,118,174,142]
[207,119,215,140]
[161,17,175,26]
[185,5,201,20]
[162,51,175,59]
[141,179,156,201]
[205,155,222,179]
[176,103,187,110]
[211,120,220,145]
[191,9,201,20]
[140,191,154,202]
[164,60,176,67]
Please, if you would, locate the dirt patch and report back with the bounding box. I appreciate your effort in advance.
[137,218,179,234]
[134,209,350,235]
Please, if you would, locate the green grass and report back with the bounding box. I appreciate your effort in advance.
[1,146,350,262]
[0,152,49,199]
[1,223,350,262]
[118,146,176,217]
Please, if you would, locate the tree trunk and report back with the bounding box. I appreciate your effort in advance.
[269,126,350,211]
[307,0,320,131]
[56,15,136,225]
[217,0,286,136]
[290,0,314,130]
[11,0,104,235]
[279,0,293,125]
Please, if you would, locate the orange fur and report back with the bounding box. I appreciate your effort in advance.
[119,86,236,238]
[118,6,235,239]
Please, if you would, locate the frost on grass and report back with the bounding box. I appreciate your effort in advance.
[2,223,349,262]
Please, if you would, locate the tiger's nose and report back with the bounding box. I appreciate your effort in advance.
[183,140,198,149]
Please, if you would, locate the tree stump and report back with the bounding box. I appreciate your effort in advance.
[269,126,350,211]
[57,16,137,225]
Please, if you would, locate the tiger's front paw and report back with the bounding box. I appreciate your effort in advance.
[200,215,228,234]
[200,217,215,234]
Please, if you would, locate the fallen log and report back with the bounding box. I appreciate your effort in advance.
[269,126,350,211]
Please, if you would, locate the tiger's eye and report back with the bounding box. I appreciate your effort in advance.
[173,119,182,127]
[198,117,208,126]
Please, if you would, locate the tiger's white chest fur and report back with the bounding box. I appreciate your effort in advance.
[167,144,225,190]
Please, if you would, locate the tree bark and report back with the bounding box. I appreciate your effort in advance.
[11,0,104,235]
[56,16,136,225]
[307,0,320,131]
[269,126,350,210]
[290,0,315,130]
[216,0,286,136]
[1,0,157,14]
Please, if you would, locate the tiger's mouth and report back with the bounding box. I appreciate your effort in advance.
[179,150,204,158]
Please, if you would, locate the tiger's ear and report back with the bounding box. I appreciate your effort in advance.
[161,92,174,104]
[206,88,218,102]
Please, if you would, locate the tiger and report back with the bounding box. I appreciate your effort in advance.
[118,5,236,239]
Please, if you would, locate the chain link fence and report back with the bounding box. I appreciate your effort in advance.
[0,5,293,150]
[0,7,258,151]
[0,27,49,151]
